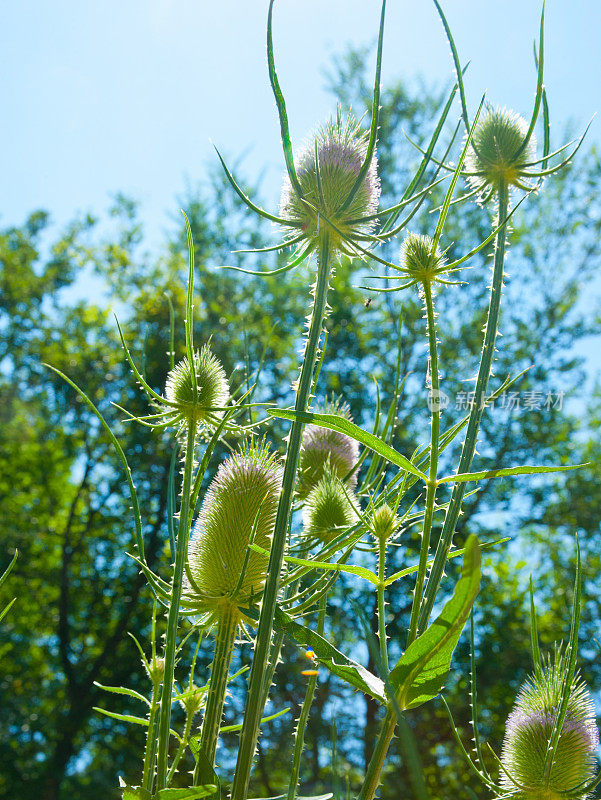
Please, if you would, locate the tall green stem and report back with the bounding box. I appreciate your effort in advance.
[358,181,510,800]
[417,179,509,633]
[156,423,197,790]
[407,279,440,646]
[195,606,238,780]
[286,596,327,800]
[142,677,161,792]
[231,233,333,800]
[377,536,389,673]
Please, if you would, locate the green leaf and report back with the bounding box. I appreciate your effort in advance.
[249,543,378,586]
[271,606,386,703]
[437,463,586,485]
[93,681,151,707]
[157,788,217,799]
[266,409,427,481]
[220,706,291,733]
[95,707,150,727]
[389,535,481,710]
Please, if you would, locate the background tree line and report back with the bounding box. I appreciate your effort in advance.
[1,48,600,799]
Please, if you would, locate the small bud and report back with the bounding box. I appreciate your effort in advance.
[280,112,380,253]
[187,441,283,618]
[501,651,599,798]
[180,684,205,717]
[465,105,537,195]
[296,397,359,500]
[164,344,229,432]
[399,232,446,285]
[145,656,165,684]
[371,503,398,543]
[302,472,357,545]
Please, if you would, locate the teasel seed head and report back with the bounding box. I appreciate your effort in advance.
[280,111,380,254]
[399,232,447,286]
[465,105,537,195]
[296,397,359,500]
[500,649,599,799]
[302,471,357,545]
[164,344,230,433]
[187,440,283,621]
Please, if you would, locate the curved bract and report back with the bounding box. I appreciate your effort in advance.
[186,441,283,620]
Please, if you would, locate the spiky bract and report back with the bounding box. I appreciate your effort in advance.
[371,503,398,543]
[164,344,229,431]
[400,232,447,284]
[465,105,537,195]
[280,112,380,254]
[296,398,359,500]
[500,650,599,799]
[302,472,357,545]
[187,441,283,620]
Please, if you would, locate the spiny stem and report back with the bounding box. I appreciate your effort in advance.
[377,536,389,673]
[407,279,440,646]
[156,422,197,790]
[167,706,194,786]
[357,707,397,800]
[195,606,238,781]
[417,179,509,634]
[231,232,333,800]
[286,596,327,800]
[142,677,161,792]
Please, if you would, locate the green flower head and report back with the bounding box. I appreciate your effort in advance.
[280,112,380,254]
[371,503,398,543]
[296,397,359,500]
[465,105,537,195]
[186,440,283,620]
[501,650,599,799]
[302,472,357,546]
[163,344,230,433]
[399,232,447,285]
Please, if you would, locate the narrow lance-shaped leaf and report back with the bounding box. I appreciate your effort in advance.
[389,535,481,710]
[437,462,586,485]
[267,409,428,481]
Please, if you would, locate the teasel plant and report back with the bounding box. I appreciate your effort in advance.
[36,0,595,797]
[443,543,601,800]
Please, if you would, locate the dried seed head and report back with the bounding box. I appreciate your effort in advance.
[371,503,398,543]
[187,440,283,618]
[501,650,599,799]
[296,397,359,500]
[164,344,230,432]
[399,232,446,284]
[280,112,380,253]
[302,472,357,545]
[465,105,537,194]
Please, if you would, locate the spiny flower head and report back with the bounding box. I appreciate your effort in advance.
[164,344,229,432]
[500,649,599,799]
[187,440,283,620]
[296,397,359,500]
[465,105,537,195]
[302,471,357,546]
[371,503,398,543]
[280,111,380,254]
[399,232,447,285]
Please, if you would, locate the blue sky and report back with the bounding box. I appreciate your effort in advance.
[2,0,600,243]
